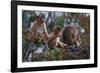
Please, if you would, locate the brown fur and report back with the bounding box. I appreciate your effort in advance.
[48,27,66,49]
[62,26,80,47]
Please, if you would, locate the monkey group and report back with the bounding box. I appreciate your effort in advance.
[31,14,80,53]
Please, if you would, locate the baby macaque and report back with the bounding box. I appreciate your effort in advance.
[48,27,66,49]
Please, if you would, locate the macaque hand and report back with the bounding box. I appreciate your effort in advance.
[63,44,68,49]
[64,44,68,47]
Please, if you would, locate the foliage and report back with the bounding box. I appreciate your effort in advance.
[29,12,36,22]
[55,16,64,29]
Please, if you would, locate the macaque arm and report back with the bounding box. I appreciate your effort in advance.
[43,23,49,40]
[48,33,58,43]
[31,24,37,42]
[57,37,65,48]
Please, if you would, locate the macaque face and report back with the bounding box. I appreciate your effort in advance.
[36,16,44,25]
[53,27,61,35]
[54,30,60,35]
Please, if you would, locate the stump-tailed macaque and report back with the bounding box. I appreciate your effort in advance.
[62,25,80,47]
[48,27,67,49]
[31,15,49,43]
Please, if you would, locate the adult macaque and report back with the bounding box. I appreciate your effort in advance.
[31,14,49,43]
[48,27,66,49]
[62,25,80,47]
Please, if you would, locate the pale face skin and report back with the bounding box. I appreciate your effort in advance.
[53,29,61,36]
[36,16,44,26]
